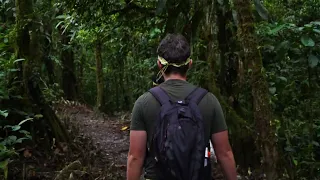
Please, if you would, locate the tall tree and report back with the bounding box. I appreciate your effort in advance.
[233,0,279,179]
[15,0,69,143]
[95,38,104,110]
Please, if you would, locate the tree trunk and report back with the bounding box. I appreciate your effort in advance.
[95,39,104,110]
[15,0,32,84]
[15,0,69,143]
[233,0,278,179]
[43,24,55,85]
[216,0,234,96]
[78,54,85,101]
[202,0,217,84]
[61,31,77,100]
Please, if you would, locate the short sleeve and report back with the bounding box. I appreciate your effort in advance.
[209,93,228,134]
[130,94,147,131]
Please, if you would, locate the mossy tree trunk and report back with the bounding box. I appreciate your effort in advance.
[15,0,33,84]
[15,0,69,143]
[233,0,278,179]
[95,39,104,110]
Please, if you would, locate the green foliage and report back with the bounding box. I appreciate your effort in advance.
[0,111,32,179]
[43,83,64,102]
[0,15,34,179]
[0,0,319,178]
[257,19,320,179]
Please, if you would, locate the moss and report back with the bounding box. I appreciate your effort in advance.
[234,0,279,179]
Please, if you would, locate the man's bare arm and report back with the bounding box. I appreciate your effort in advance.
[212,130,237,180]
[127,130,147,180]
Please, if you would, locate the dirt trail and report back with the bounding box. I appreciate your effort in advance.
[56,102,131,179]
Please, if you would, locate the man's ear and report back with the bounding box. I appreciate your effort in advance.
[188,59,193,69]
[157,59,163,69]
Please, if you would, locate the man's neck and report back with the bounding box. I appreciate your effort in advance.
[164,74,187,81]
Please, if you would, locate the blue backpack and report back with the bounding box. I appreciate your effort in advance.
[149,86,210,180]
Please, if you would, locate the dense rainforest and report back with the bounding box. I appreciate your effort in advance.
[0,0,320,179]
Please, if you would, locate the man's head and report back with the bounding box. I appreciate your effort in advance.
[157,34,192,77]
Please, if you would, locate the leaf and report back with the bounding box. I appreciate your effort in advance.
[304,23,313,29]
[13,59,25,63]
[0,159,8,169]
[313,29,320,34]
[19,130,30,135]
[6,136,17,145]
[3,38,8,43]
[293,159,298,166]
[284,147,295,152]
[70,31,77,42]
[18,118,33,126]
[61,22,71,35]
[275,40,289,52]
[150,28,161,38]
[11,125,21,131]
[15,137,29,144]
[0,144,6,150]
[0,110,8,118]
[0,42,6,49]
[312,141,320,147]
[311,21,320,26]
[156,0,167,15]
[308,54,319,68]
[269,24,286,35]
[121,126,128,131]
[269,87,276,94]
[34,114,43,119]
[253,0,269,20]
[9,68,19,72]
[55,21,64,29]
[301,35,315,47]
[55,15,67,20]
[217,0,224,5]
[278,76,287,82]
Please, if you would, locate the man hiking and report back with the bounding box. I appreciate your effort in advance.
[127,34,237,180]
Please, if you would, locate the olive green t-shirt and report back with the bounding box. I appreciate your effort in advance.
[130,79,227,178]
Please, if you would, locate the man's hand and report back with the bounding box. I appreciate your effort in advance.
[212,130,237,180]
[127,130,147,180]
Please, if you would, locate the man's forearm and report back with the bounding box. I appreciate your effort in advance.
[217,151,237,180]
[127,154,144,180]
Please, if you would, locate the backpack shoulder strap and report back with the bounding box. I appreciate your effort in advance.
[186,87,208,105]
[149,86,171,106]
